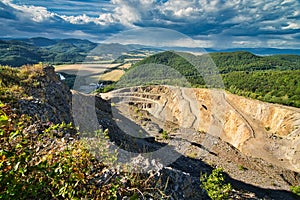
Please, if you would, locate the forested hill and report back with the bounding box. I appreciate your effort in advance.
[0,40,43,67]
[0,38,97,66]
[1,37,300,68]
[137,51,300,73]
[129,51,300,107]
[210,51,300,72]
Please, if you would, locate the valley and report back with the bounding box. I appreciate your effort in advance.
[1,0,300,198]
[1,41,300,199]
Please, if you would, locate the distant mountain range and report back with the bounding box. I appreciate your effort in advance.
[0,37,299,67]
[206,48,300,56]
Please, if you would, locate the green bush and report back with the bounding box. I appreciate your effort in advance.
[291,185,300,196]
[161,130,169,139]
[94,84,116,93]
[238,165,247,171]
[200,168,232,200]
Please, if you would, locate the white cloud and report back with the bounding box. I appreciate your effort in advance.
[266,39,296,48]
[3,0,56,22]
[173,7,200,17]
[111,0,142,26]
[281,0,294,5]
[2,0,120,27]
[61,14,91,25]
[292,10,300,17]
[232,40,260,47]
[64,30,96,38]
[222,15,253,24]
[97,13,116,25]
[259,25,276,31]
[61,13,118,26]
[1,0,12,4]
[282,22,300,30]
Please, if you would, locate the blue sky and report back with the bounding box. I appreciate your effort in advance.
[0,0,299,49]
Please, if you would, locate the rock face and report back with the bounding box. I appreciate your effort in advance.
[108,86,300,172]
[224,92,300,172]
[19,65,73,124]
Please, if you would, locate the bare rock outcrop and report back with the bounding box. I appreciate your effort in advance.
[19,65,73,124]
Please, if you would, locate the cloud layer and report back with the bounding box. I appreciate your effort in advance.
[0,0,299,48]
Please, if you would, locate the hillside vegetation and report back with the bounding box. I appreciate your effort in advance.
[0,38,154,67]
[0,38,97,67]
[224,70,300,107]
[128,51,300,107]
[211,51,300,72]
[0,64,174,199]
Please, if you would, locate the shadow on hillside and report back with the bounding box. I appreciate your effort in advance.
[170,156,298,200]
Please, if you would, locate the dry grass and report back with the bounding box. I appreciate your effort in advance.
[55,63,134,83]
[119,63,132,69]
[54,64,119,75]
[20,63,44,77]
[100,69,125,82]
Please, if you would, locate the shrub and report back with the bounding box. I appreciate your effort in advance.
[238,165,247,171]
[161,130,169,139]
[95,84,116,93]
[291,185,300,196]
[200,168,232,200]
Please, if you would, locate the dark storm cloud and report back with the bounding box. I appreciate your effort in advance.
[0,0,299,48]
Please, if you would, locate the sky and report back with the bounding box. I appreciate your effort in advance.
[0,0,299,49]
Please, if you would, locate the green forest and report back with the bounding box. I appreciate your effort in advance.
[125,51,300,107]
[0,39,97,67]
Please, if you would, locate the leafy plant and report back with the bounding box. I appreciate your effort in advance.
[95,84,116,93]
[161,130,169,139]
[291,185,300,196]
[238,165,247,171]
[265,126,271,131]
[0,109,8,127]
[200,168,232,200]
